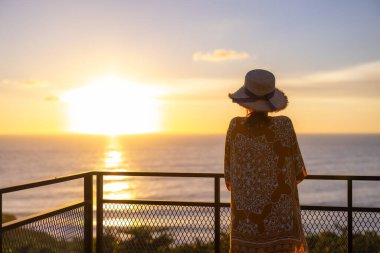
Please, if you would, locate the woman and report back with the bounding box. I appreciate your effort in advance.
[224,69,308,253]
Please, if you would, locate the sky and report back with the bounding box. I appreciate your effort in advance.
[0,0,379,135]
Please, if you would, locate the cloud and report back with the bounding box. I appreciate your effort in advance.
[282,61,380,86]
[44,95,60,102]
[23,79,49,87]
[193,49,249,62]
[157,77,241,102]
[1,79,49,87]
[279,61,380,97]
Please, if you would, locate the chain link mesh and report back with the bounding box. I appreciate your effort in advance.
[103,204,380,253]
[3,203,378,252]
[301,210,348,252]
[103,203,215,253]
[220,207,231,253]
[2,206,85,253]
[352,211,380,253]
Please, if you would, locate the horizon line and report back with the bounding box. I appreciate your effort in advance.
[0,132,380,137]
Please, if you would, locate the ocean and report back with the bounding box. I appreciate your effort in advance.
[0,134,379,219]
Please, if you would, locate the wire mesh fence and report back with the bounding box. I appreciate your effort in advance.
[103,203,216,253]
[2,206,85,253]
[352,211,380,253]
[101,203,380,253]
[302,210,348,252]
[2,172,380,253]
[220,207,230,253]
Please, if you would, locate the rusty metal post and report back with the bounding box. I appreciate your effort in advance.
[84,175,93,253]
[0,193,3,253]
[96,174,104,253]
[347,179,353,253]
[214,177,221,253]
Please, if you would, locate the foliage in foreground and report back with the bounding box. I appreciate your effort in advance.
[307,230,380,253]
[2,228,83,253]
[2,224,380,253]
[101,226,223,253]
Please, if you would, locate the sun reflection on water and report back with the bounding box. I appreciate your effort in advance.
[104,181,129,192]
[105,150,123,168]
[103,136,134,200]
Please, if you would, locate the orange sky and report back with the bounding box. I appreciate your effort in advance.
[1,72,379,135]
[1,1,379,135]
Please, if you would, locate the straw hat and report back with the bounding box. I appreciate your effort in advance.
[229,69,288,112]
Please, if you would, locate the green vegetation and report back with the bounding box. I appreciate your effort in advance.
[2,213,82,252]
[101,227,223,253]
[3,228,83,253]
[306,225,380,253]
[306,230,380,253]
[2,224,380,253]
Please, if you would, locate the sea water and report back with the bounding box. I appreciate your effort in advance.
[0,134,379,218]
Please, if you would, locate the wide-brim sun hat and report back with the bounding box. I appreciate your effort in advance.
[229,69,288,112]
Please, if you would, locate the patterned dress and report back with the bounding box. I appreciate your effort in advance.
[224,116,308,253]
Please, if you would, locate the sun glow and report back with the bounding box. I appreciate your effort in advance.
[62,76,161,135]
[104,181,133,200]
[105,150,123,168]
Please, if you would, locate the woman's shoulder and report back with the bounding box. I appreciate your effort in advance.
[229,116,248,126]
[227,117,246,132]
[228,115,295,131]
[271,115,294,129]
[271,115,292,123]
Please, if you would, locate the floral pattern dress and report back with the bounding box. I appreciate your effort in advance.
[224,116,308,253]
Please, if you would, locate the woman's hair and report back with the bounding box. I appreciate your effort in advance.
[245,110,270,128]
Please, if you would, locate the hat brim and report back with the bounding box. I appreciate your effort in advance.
[229,87,288,112]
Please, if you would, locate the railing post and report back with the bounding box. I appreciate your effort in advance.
[1,193,3,253]
[214,176,220,253]
[96,174,104,253]
[84,175,93,253]
[347,179,353,253]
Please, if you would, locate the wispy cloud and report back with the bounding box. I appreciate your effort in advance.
[23,79,49,87]
[193,49,249,62]
[44,95,60,102]
[280,61,380,97]
[1,79,49,87]
[282,61,380,86]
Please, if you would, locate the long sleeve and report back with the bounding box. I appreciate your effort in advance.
[290,120,307,183]
[224,118,236,188]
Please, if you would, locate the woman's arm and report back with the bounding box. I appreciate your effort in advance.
[289,119,307,184]
[224,118,236,191]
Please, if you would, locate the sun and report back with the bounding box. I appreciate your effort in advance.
[62,75,161,135]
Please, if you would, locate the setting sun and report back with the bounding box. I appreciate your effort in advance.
[62,76,161,135]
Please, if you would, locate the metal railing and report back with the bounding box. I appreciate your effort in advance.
[95,171,226,253]
[0,171,94,253]
[1,171,380,253]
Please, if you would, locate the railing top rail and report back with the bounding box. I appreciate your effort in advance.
[306,175,380,181]
[95,171,225,178]
[1,201,85,231]
[0,171,92,194]
[96,171,380,181]
[1,170,379,194]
